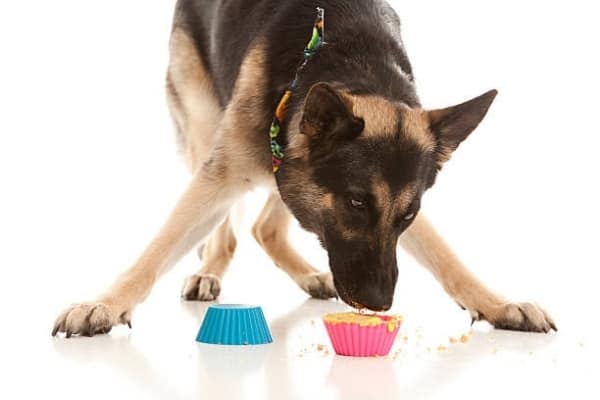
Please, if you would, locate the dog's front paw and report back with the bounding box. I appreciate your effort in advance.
[52,301,131,338]
[181,273,221,301]
[298,272,338,299]
[473,302,557,333]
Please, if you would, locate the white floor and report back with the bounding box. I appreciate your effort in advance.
[3,240,599,400]
[1,1,600,399]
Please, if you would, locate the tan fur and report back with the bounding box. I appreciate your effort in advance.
[253,193,318,280]
[181,216,236,301]
[381,180,416,210]
[397,182,417,211]
[252,193,336,298]
[167,29,222,171]
[216,39,276,186]
[399,106,436,152]
[348,95,398,138]
[321,192,334,209]
[398,214,556,332]
[373,179,417,228]
[200,216,237,271]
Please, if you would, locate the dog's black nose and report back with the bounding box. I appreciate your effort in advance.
[337,283,393,312]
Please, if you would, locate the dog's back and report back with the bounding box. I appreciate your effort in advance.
[173,0,417,109]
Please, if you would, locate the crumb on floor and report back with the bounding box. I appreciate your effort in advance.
[297,343,330,357]
[390,348,402,360]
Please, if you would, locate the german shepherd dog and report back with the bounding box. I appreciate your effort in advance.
[53,0,556,337]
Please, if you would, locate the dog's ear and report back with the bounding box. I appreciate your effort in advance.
[300,83,364,158]
[427,89,498,166]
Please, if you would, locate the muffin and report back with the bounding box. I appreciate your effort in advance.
[323,312,402,357]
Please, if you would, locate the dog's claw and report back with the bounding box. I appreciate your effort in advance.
[52,302,124,338]
[300,272,338,300]
[181,273,221,301]
[470,302,556,333]
[127,321,132,329]
[541,307,558,332]
[469,309,480,326]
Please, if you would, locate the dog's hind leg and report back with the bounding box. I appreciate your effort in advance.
[252,192,337,299]
[181,215,236,301]
[398,213,556,333]
[166,28,224,172]
[167,27,238,302]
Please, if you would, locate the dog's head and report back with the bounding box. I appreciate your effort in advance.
[277,83,497,311]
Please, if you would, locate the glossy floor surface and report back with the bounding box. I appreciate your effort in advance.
[4,245,600,399]
[5,186,600,399]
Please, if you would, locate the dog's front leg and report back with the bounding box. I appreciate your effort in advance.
[52,161,245,337]
[398,213,556,332]
[252,192,337,299]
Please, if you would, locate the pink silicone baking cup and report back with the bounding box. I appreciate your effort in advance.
[323,316,401,357]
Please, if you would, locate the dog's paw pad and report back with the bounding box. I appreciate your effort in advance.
[299,272,338,299]
[481,302,556,333]
[52,302,125,338]
[181,273,221,301]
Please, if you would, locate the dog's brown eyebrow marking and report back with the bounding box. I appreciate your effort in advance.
[396,182,418,212]
[373,178,418,226]
[321,192,334,209]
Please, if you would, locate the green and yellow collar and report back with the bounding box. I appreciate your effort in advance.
[270,7,325,173]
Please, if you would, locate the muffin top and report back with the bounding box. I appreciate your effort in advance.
[323,312,402,332]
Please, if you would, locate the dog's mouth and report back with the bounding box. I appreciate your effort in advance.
[334,279,391,312]
[348,299,365,310]
[347,298,390,312]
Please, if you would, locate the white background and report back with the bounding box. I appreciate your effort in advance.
[0,1,599,399]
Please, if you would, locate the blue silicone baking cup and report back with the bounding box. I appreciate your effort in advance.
[196,304,273,345]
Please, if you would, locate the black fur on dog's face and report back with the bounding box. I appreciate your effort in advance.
[278,83,497,311]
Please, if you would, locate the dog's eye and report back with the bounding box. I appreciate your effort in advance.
[350,199,365,209]
[403,212,415,221]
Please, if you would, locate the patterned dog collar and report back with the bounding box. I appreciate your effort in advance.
[270,7,325,173]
